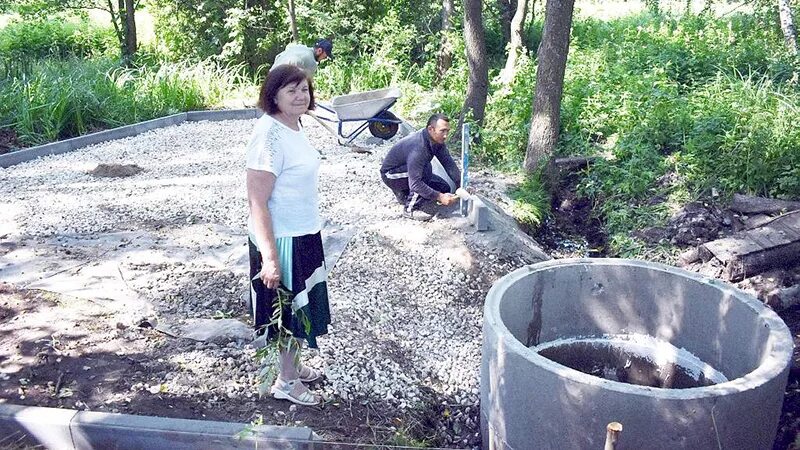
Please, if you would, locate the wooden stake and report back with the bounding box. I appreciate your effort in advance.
[604,422,623,450]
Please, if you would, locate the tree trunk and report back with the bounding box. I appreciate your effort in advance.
[523,0,574,172]
[124,0,137,57]
[460,0,489,131]
[777,0,798,55]
[499,0,528,84]
[497,0,516,44]
[436,0,454,80]
[287,0,299,42]
[730,194,800,215]
[117,0,136,61]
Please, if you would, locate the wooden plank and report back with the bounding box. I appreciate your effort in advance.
[725,241,800,281]
[768,210,800,240]
[745,226,793,248]
[730,194,800,214]
[703,211,800,262]
[766,285,800,312]
[699,208,800,280]
[703,237,764,262]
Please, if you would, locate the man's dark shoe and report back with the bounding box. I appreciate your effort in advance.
[403,209,435,221]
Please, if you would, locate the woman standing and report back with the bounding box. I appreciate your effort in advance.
[246,64,330,406]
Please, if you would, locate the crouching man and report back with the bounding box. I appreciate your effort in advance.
[379,114,460,221]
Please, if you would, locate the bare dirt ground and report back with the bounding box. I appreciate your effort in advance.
[0,239,532,448]
[0,128,18,155]
[0,281,414,444]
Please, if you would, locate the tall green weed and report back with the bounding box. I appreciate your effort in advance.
[0,58,251,147]
[680,74,800,198]
[479,54,537,168]
[0,17,116,60]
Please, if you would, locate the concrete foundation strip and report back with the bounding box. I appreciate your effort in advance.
[0,403,320,449]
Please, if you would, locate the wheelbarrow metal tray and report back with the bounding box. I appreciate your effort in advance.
[330,88,401,121]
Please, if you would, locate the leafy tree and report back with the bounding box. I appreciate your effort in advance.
[6,0,139,61]
[436,0,455,80]
[499,0,531,84]
[120,0,136,60]
[287,0,299,42]
[149,0,286,72]
[497,0,515,43]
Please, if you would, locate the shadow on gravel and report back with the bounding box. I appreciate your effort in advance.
[0,283,444,446]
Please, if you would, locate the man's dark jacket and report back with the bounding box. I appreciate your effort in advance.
[379,129,461,199]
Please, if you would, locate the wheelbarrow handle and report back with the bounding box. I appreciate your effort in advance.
[305,110,346,146]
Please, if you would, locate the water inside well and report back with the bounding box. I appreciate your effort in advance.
[531,334,729,389]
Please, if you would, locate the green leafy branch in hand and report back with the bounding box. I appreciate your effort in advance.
[254,286,311,397]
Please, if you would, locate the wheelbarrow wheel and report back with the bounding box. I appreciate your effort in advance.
[369,111,400,140]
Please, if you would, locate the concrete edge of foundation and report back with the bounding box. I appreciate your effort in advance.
[0,403,321,449]
[0,109,261,169]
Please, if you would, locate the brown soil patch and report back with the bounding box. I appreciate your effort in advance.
[89,164,144,178]
[0,128,19,155]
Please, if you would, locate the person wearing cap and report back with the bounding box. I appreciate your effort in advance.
[270,39,333,78]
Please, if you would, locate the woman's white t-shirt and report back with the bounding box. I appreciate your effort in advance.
[246,114,321,245]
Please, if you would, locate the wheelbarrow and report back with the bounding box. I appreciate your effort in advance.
[313,87,402,144]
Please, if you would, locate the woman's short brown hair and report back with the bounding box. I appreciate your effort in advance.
[257,65,316,114]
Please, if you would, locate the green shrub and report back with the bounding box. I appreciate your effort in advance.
[479,54,536,168]
[509,170,551,229]
[314,56,405,98]
[0,57,252,147]
[554,11,800,256]
[680,74,800,198]
[0,17,116,60]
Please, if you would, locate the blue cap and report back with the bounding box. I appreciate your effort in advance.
[314,39,334,60]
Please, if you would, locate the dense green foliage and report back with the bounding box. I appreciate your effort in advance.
[0,17,116,60]
[508,166,551,228]
[147,0,451,81]
[471,11,799,255]
[0,18,253,146]
[557,13,800,254]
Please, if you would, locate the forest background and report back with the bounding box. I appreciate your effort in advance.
[0,0,799,260]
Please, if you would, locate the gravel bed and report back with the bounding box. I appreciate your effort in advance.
[0,118,542,446]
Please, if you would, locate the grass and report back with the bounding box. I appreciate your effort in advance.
[0,56,255,148]
[0,17,257,149]
[509,171,551,229]
[473,10,800,256]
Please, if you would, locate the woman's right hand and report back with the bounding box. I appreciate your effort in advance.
[259,256,281,290]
